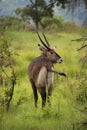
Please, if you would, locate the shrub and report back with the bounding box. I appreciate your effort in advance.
[41,16,63,32]
[63,21,80,33]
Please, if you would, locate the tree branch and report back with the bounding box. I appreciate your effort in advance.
[72,37,87,42]
[1,67,10,79]
[30,0,35,5]
[77,44,87,51]
[45,0,57,9]
[47,69,67,77]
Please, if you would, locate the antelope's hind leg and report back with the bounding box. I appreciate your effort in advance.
[38,87,46,108]
[30,80,38,107]
[47,71,54,106]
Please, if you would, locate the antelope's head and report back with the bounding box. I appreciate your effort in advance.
[37,32,63,64]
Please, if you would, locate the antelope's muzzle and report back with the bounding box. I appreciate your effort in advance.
[58,58,63,63]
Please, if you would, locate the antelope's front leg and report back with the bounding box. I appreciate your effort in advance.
[47,70,54,106]
[47,84,53,106]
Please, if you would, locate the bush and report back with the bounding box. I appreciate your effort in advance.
[41,16,63,32]
[0,37,17,111]
[0,16,33,33]
[63,21,80,33]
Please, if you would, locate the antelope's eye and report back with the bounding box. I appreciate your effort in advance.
[50,51,54,54]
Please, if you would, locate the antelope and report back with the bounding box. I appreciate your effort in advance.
[28,32,63,108]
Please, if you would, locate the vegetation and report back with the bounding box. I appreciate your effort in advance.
[0,27,87,129]
[0,15,81,34]
[15,0,87,29]
[15,0,54,29]
[73,34,87,113]
[0,0,87,129]
[0,37,16,111]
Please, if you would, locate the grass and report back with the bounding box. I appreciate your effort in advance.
[0,31,87,130]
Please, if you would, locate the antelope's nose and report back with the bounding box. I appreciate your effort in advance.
[58,58,63,63]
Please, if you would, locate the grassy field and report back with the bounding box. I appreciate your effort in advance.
[0,31,87,130]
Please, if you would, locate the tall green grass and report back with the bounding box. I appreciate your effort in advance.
[0,31,87,130]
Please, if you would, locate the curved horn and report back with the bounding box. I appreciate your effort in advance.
[42,33,50,47]
[36,32,50,51]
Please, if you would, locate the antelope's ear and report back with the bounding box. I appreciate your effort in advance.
[52,46,57,51]
[38,44,45,51]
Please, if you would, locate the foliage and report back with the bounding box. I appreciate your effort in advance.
[0,36,16,111]
[41,16,80,33]
[0,16,22,33]
[0,15,81,34]
[55,0,87,9]
[71,34,87,127]
[56,0,68,8]
[15,0,54,29]
[77,38,87,103]
[0,31,86,130]
[41,16,63,31]
[0,16,33,32]
[14,0,87,29]
[63,21,80,33]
